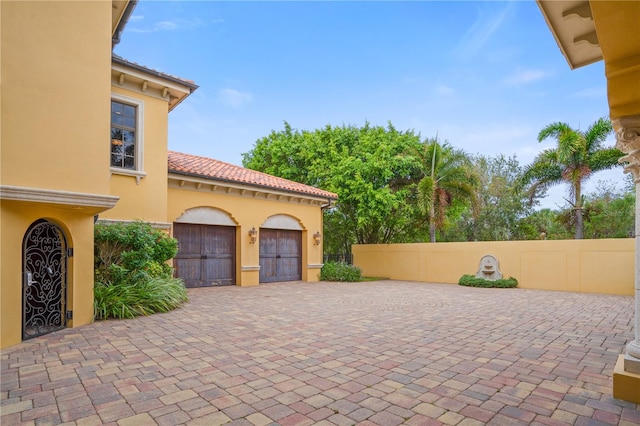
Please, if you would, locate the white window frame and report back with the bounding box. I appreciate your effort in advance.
[110,92,146,183]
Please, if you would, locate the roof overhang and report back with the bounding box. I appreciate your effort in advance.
[112,56,198,111]
[535,1,602,70]
[112,0,137,48]
[168,172,337,207]
[537,1,640,121]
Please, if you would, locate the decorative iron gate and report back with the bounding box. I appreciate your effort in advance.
[22,219,67,340]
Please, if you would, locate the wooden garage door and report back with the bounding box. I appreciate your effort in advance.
[173,223,235,287]
[259,229,302,283]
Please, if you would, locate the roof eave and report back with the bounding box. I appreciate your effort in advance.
[168,170,338,201]
[112,55,199,92]
[112,57,198,111]
[112,0,138,49]
[535,0,603,70]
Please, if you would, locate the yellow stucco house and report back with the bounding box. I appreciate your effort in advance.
[0,0,336,349]
[2,0,638,405]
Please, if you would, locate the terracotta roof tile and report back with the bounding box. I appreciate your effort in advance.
[168,151,338,200]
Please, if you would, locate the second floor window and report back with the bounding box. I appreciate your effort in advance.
[111,100,137,169]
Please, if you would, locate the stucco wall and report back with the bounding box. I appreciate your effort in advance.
[102,88,170,224]
[0,1,112,349]
[353,239,634,295]
[168,186,325,286]
[0,1,112,194]
[1,202,97,348]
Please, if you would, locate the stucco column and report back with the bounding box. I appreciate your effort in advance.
[614,116,640,373]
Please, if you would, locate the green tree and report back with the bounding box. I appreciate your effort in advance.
[413,139,479,242]
[516,208,572,240]
[520,117,622,239]
[243,122,424,251]
[444,154,537,241]
[582,179,635,239]
[241,122,311,184]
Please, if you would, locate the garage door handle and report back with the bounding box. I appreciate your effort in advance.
[276,255,281,258]
[201,255,207,259]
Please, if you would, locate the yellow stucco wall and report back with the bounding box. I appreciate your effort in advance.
[0,1,113,349]
[0,1,112,194]
[589,1,640,120]
[1,202,97,348]
[102,87,169,224]
[168,186,325,286]
[353,239,634,295]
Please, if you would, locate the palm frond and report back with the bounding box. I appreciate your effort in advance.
[584,117,613,152]
[537,122,573,143]
[526,117,617,238]
[556,131,584,164]
[520,160,564,203]
[588,147,625,172]
[417,176,435,214]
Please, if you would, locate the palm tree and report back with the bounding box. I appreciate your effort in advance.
[520,117,622,239]
[414,138,479,242]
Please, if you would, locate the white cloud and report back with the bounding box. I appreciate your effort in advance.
[453,2,514,59]
[129,15,144,22]
[156,21,177,31]
[218,89,253,109]
[504,69,548,86]
[128,18,202,33]
[435,85,455,96]
[572,87,606,98]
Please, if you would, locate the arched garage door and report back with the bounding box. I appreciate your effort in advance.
[174,223,235,287]
[259,229,301,283]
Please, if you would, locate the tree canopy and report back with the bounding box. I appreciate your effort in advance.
[243,122,424,250]
[519,117,622,239]
[243,119,631,252]
[442,154,537,242]
[413,139,479,242]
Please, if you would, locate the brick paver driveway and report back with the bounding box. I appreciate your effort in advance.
[2,281,639,425]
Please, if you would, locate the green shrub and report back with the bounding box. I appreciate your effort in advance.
[95,221,178,284]
[458,274,518,288]
[320,262,362,282]
[94,221,187,319]
[94,277,188,320]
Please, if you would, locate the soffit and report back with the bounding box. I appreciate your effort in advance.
[112,1,128,37]
[536,0,602,70]
[111,57,198,111]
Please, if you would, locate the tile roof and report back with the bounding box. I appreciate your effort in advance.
[112,54,199,90]
[168,151,338,200]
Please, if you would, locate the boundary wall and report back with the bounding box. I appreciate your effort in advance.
[353,239,634,296]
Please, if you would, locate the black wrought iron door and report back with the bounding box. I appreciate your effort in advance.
[22,220,67,340]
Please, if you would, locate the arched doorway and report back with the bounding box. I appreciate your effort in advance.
[259,215,303,283]
[22,219,68,340]
[173,207,237,287]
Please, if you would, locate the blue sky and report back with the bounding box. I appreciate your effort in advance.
[114,1,627,209]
